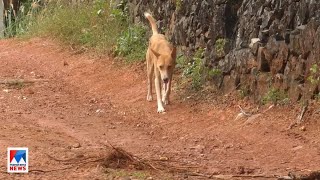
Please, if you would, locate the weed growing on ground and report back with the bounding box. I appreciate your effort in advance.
[238,86,250,99]
[176,48,222,90]
[307,64,320,86]
[215,38,228,57]
[114,24,147,62]
[6,80,25,89]
[174,0,182,11]
[7,0,147,62]
[261,87,289,105]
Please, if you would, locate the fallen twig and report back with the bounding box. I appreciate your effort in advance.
[288,103,309,130]
[0,79,49,84]
[238,105,252,116]
[297,104,308,123]
[104,141,158,170]
[46,153,104,165]
[261,104,274,114]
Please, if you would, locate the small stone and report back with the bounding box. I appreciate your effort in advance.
[25,88,35,94]
[300,126,306,131]
[89,98,97,103]
[235,112,245,121]
[73,142,81,148]
[96,109,104,113]
[159,156,169,161]
[292,145,303,151]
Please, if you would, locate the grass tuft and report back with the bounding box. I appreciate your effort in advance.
[6,0,147,62]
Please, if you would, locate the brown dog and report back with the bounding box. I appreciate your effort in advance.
[144,12,176,113]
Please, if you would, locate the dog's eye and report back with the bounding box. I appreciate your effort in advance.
[159,65,163,69]
[168,65,171,69]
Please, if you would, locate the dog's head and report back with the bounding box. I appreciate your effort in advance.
[151,47,176,84]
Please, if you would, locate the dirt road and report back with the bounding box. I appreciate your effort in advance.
[0,38,319,179]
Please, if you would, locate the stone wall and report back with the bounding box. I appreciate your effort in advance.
[128,0,320,102]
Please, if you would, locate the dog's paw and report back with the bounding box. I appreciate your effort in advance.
[162,99,169,105]
[157,107,166,113]
[147,95,153,101]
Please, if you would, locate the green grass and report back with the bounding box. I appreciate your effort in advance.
[7,0,146,62]
[26,1,123,53]
[215,38,228,57]
[261,87,289,105]
[6,80,25,89]
[174,0,182,11]
[307,63,320,86]
[238,86,250,99]
[114,24,147,62]
[176,48,222,91]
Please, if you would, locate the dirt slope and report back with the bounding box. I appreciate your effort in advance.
[0,38,319,179]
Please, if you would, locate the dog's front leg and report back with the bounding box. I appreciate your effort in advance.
[162,83,167,104]
[155,77,165,113]
[162,79,171,105]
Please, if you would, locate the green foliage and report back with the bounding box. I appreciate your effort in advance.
[174,0,182,11]
[181,48,204,90]
[6,0,146,62]
[4,6,16,37]
[110,0,129,23]
[238,87,250,99]
[114,24,147,62]
[261,87,289,105]
[215,38,228,57]
[177,48,222,90]
[307,64,320,85]
[315,92,320,101]
[208,68,222,77]
[6,80,25,89]
[25,1,124,52]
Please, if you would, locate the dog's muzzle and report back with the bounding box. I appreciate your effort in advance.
[163,78,169,84]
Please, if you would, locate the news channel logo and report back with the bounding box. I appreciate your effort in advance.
[7,147,28,173]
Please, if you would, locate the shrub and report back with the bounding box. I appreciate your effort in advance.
[261,87,289,105]
[215,38,228,57]
[307,63,320,85]
[177,48,222,90]
[114,24,147,62]
[8,0,147,62]
[24,1,124,53]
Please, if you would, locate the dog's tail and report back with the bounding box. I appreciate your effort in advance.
[144,12,158,35]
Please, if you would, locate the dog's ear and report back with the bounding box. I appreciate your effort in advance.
[171,47,177,60]
[150,48,160,58]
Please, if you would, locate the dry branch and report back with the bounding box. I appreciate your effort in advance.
[0,79,49,84]
[104,141,158,170]
[238,105,252,116]
[297,104,308,123]
[288,103,309,129]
